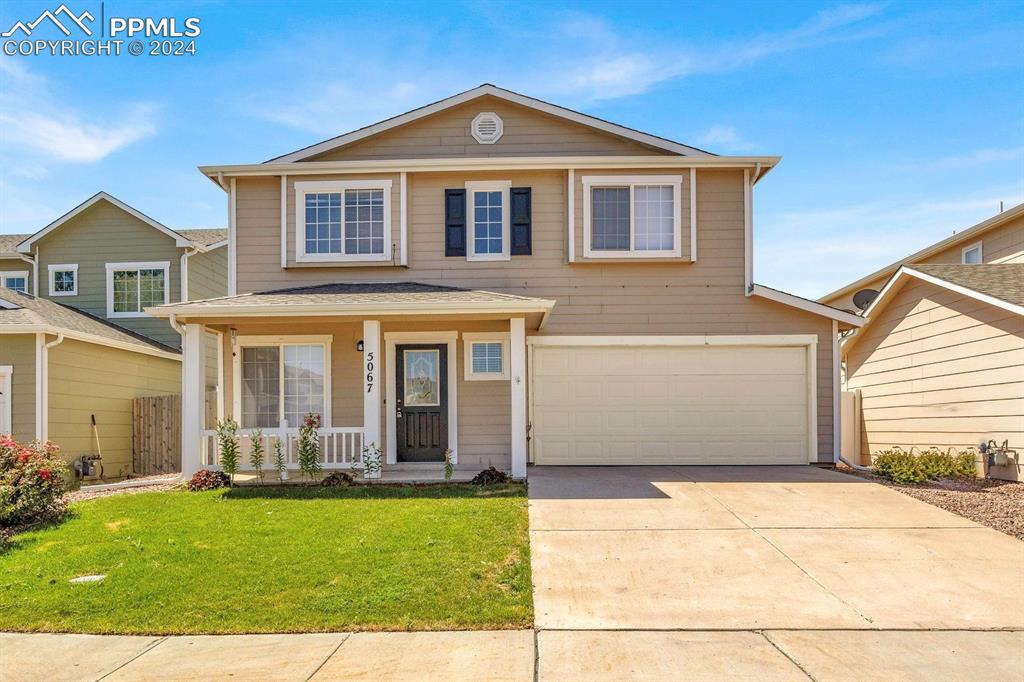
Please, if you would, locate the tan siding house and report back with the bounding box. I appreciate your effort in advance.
[151,84,862,479]
[843,265,1023,480]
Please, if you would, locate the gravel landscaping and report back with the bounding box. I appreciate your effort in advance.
[839,466,1024,540]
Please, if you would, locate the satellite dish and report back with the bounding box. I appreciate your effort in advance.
[853,288,879,311]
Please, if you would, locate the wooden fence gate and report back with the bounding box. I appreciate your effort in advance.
[133,394,181,475]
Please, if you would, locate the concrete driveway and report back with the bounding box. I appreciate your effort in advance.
[529,465,1024,680]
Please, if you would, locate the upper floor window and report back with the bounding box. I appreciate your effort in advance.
[465,181,510,261]
[582,175,683,258]
[48,264,78,297]
[961,241,982,264]
[0,272,28,293]
[106,261,169,318]
[294,180,392,263]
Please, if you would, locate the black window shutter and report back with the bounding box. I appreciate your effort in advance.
[444,189,466,257]
[510,187,532,256]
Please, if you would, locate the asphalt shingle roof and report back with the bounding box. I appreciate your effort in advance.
[178,228,227,247]
[0,234,30,255]
[910,264,1024,308]
[0,288,180,354]
[159,281,551,310]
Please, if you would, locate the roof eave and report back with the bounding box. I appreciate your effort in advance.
[145,298,557,320]
[750,284,865,328]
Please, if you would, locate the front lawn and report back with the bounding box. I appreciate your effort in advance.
[0,484,531,634]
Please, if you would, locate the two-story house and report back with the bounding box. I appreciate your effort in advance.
[0,192,227,478]
[821,203,1023,480]
[151,84,863,479]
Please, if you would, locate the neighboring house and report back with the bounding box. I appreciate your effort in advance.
[149,83,863,479]
[0,234,32,293]
[819,202,1024,313]
[0,288,181,478]
[14,191,228,349]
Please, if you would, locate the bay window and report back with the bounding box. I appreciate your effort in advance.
[582,176,683,258]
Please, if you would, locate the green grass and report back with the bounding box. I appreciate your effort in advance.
[0,484,532,634]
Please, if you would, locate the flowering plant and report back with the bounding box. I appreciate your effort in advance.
[0,437,69,528]
[297,412,322,481]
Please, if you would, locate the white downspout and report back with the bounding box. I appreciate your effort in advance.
[37,332,65,441]
[180,248,198,302]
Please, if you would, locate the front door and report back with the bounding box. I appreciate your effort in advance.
[396,344,448,462]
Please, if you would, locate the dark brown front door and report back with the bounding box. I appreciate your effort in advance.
[396,344,448,462]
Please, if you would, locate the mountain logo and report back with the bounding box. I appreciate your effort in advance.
[2,4,95,38]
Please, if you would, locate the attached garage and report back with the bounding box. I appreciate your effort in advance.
[529,336,818,466]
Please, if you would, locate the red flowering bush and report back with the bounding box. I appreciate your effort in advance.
[0,436,69,528]
[187,468,230,491]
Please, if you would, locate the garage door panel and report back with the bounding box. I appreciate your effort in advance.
[532,343,811,466]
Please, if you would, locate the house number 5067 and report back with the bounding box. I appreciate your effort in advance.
[366,351,375,393]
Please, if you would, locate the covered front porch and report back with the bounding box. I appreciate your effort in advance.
[149,282,555,481]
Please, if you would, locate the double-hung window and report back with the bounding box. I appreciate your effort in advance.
[465,181,511,261]
[295,180,392,262]
[0,272,29,293]
[48,264,78,296]
[582,176,683,258]
[236,336,331,429]
[463,332,510,380]
[105,262,169,317]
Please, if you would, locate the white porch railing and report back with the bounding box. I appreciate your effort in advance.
[200,426,365,470]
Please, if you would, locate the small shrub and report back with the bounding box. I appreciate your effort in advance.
[297,413,323,481]
[0,437,69,528]
[321,471,356,487]
[187,468,230,491]
[872,446,979,485]
[952,450,978,478]
[917,449,954,479]
[470,466,511,485]
[361,441,382,479]
[873,448,926,485]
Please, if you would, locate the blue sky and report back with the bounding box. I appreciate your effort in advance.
[1,0,1021,297]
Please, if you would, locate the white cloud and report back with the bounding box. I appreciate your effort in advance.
[0,61,157,164]
[920,146,1024,171]
[695,126,754,152]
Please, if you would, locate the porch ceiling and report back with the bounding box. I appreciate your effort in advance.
[146,281,555,328]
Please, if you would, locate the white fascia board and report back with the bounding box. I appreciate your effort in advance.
[145,299,557,319]
[199,155,782,179]
[750,284,865,327]
[267,84,715,163]
[18,191,192,253]
[526,334,819,347]
[0,326,181,360]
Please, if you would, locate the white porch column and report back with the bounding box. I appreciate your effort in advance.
[181,323,206,478]
[362,320,382,457]
[510,317,527,478]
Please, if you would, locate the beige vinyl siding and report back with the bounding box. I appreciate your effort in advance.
[34,200,184,348]
[186,246,228,301]
[0,334,36,443]
[0,257,31,292]
[825,213,1024,310]
[306,96,672,162]
[218,318,513,470]
[46,338,181,475]
[846,278,1024,479]
[232,168,836,461]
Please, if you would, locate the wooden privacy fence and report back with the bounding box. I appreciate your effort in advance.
[133,394,181,475]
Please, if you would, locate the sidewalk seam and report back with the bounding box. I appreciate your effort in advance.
[304,633,351,681]
[96,635,168,681]
[760,630,819,682]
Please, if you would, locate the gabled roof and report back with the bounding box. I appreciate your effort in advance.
[178,228,228,249]
[147,281,557,327]
[0,234,31,257]
[0,287,181,360]
[818,202,1024,304]
[842,264,1024,353]
[267,83,716,163]
[16,192,225,253]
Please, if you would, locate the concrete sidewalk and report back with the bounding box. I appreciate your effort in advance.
[4,629,1024,681]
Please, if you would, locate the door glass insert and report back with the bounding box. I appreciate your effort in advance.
[404,349,440,406]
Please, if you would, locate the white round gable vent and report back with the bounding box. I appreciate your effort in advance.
[471,112,503,144]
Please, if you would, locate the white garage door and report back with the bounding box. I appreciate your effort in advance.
[531,342,812,465]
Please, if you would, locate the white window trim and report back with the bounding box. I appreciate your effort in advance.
[47,263,78,297]
[581,175,683,259]
[231,334,333,429]
[105,261,171,318]
[0,271,30,293]
[294,179,393,263]
[0,364,12,436]
[465,180,511,262]
[463,332,510,381]
[961,241,983,264]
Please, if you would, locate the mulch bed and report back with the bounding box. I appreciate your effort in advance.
[838,466,1024,541]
